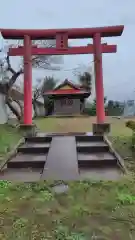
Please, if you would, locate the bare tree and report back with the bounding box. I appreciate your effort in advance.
[77,71,92,113]
[78,71,92,91]
[32,79,43,117]
[0,39,63,121]
[34,76,58,116]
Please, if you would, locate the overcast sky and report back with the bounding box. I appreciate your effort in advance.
[0,0,135,101]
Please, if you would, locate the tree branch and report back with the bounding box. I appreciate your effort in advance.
[8,70,23,90]
[6,98,22,121]
[6,56,16,74]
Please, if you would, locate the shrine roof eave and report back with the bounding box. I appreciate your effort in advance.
[0,25,124,40]
[44,92,91,98]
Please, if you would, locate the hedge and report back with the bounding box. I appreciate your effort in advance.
[126,120,135,131]
[126,120,135,149]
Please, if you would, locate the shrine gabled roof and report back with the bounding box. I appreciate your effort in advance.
[44,79,91,97]
[54,79,81,90]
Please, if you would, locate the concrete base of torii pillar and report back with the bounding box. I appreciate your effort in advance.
[19,124,37,137]
[92,123,110,135]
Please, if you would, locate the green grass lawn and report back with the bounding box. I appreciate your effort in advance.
[0,124,22,159]
[0,117,135,239]
[1,179,135,239]
[35,116,133,136]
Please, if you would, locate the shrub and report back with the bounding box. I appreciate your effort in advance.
[126,121,135,149]
[126,120,135,131]
[83,107,96,116]
[131,132,135,149]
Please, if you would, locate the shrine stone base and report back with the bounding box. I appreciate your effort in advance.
[19,124,37,137]
[92,123,110,135]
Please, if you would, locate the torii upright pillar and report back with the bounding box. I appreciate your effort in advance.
[94,33,105,124]
[23,35,32,126]
[92,33,110,134]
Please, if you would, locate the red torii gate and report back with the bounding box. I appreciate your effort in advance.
[0,25,124,133]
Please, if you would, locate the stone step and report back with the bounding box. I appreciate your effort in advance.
[79,168,122,180]
[25,135,52,143]
[46,132,87,136]
[76,141,107,147]
[18,143,50,154]
[76,135,104,142]
[7,154,46,168]
[78,152,117,167]
[76,141,109,153]
[0,168,42,182]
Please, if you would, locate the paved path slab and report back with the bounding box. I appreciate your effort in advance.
[41,136,79,180]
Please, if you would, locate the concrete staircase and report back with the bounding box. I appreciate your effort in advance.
[7,136,52,169]
[76,135,117,168]
[0,133,125,181]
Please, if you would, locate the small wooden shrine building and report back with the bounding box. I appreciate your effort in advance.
[44,79,90,115]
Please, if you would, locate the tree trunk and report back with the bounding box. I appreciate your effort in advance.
[6,98,22,121]
[4,70,24,122]
[32,100,38,118]
[80,99,85,114]
[8,71,22,88]
[14,99,24,121]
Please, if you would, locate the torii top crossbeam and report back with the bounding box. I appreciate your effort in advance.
[0,25,124,39]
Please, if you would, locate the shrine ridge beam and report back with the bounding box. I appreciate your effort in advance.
[0,25,124,40]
